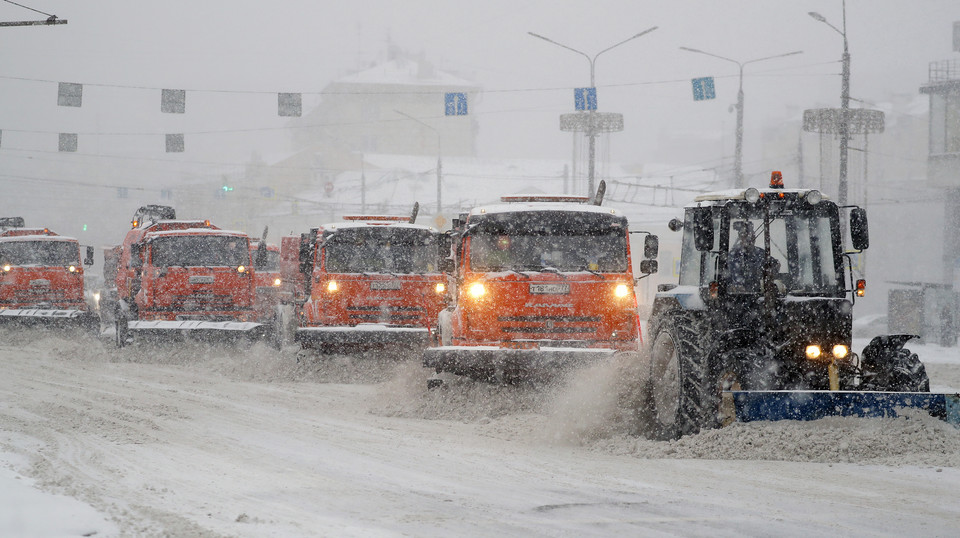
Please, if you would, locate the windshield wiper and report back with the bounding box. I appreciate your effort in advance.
[488,265,530,279]
[576,265,606,279]
[538,266,567,279]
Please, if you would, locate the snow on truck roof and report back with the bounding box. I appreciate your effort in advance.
[470,199,622,218]
[320,221,437,232]
[0,234,79,242]
[143,228,249,240]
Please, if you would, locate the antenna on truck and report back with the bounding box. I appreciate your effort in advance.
[592,180,606,206]
[410,202,420,224]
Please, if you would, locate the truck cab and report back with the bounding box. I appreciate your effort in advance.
[102,206,265,346]
[424,189,658,383]
[294,213,447,352]
[0,217,95,325]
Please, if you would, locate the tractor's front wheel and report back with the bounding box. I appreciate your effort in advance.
[647,314,713,439]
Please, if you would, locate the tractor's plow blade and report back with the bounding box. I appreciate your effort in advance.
[730,390,960,427]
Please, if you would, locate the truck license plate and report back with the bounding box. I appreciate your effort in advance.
[529,283,570,295]
[371,281,401,290]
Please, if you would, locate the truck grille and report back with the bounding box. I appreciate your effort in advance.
[171,293,234,311]
[347,305,424,323]
[497,315,600,335]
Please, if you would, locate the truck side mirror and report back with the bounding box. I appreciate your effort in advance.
[439,257,455,274]
[643,235,659,259]
[84,246,95,266]
[693,209,714,252]
[639,259,658,275]
[438,233,453,255]
[298,232,316,274]
[850,208,869,251]
[255,241,268,269]
[129,244,143,269]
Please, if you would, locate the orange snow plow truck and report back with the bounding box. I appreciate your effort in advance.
[100,205,267,347]
[423,182,659,384]
[293,203,448,352]
[0,217,96,328]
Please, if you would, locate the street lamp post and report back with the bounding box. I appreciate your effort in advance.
[395,110,442,213]
[679,47,802,188]
[529,27,657,195]
[810,1,850,205]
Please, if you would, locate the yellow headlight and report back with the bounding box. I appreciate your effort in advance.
[468,282,486,298]
[237,265,246,273]
[327,280,339,292]
[614,283,630,298]
[273,277,282,287]
[4,264,12,272]
[832,344,849,359]
[805,345,822,359]
[68,265,77,273]
[435,282,446,294]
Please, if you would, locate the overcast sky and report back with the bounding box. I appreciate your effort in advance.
[0,1,958,175]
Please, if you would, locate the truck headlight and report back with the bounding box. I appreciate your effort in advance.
[614,283,630,298]
[327,280,339,292]
[832,344,849,359]
[3,264,10,272]
[68,265,77,273]
[273,277,282,287]
[435,282,446,294]
[468,282,485,298]
[805,345,822,359]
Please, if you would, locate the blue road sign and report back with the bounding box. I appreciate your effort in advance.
[691,77,716,101]
[444,92,468,116]
[575,87,597,111]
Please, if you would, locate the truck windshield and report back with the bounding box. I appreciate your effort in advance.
[0,240,79,266]
[468,210,629,272]
[726,207,841,295]
[324,227,439,274]
[150,235,250,267]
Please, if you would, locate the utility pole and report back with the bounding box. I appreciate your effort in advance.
[529,28,657,195]
[810,1,851,205]
[679,47,802,189]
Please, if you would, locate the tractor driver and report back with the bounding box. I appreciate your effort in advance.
[727,220,767,292]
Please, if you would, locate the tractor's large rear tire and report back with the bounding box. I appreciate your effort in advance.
[647,313,714,439]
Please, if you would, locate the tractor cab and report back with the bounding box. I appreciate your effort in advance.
[644,172,930,439]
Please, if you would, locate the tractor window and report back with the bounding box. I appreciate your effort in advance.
[323,228,438,274]
[150,236,250,267]
[0,240,79,266]
[793,215,839,292]
[679,211,702,286]
[467,211,628,273]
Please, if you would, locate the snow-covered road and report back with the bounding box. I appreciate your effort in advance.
[1,329,959,536]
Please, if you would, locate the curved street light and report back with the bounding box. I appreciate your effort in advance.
[809,1,851,205]
[395,110,442,213]
[529,27,658,194]
[679,47,803,188]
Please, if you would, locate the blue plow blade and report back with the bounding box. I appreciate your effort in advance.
[730,390,960,427]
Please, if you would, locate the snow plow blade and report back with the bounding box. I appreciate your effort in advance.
[295,325,430,349]
[730,390,960,427]
[126,320,266,343]
[423,345,615,382]
[0,309,97,330]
